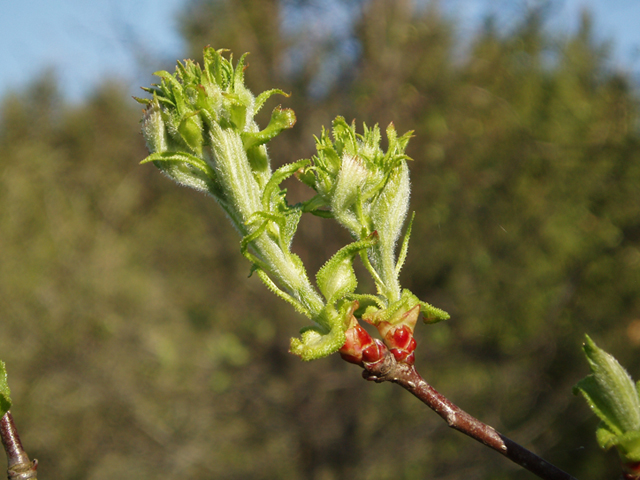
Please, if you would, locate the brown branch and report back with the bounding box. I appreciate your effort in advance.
[361,351,578,480]
[0,412,37,480]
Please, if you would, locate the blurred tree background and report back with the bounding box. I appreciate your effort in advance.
[2,0,640,478]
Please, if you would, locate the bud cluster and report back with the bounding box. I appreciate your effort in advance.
[339,307,387,368]
[298,118,412,304]
[138,48,449,364]
[371,305,419,365]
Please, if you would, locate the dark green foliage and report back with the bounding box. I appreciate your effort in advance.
[2,1,640,479]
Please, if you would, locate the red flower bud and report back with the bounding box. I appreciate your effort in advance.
[623,461,640,479]
[372,305,420,365]
[339,316,387,367]
[340,323,374,365]
[362,339,386,365]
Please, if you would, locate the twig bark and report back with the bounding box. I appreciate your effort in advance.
[0,412,37,480]
[361,351,578,480]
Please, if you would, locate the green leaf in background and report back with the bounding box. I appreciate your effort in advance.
[0,360,12,416]
[574,335,640,462]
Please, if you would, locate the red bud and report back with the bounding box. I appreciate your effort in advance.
[362,341,384,363]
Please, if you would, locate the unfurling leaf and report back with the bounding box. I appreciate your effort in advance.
[0,361,12,417]
[574,335,640,462]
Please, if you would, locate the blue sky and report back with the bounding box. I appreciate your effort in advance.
[0,0,186,103]
[1,0,640,104]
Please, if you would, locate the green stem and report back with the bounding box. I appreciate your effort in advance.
[252,233,324,316]
[369,243,401,304]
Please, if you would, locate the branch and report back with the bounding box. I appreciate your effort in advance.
[1,412,37,480]
[361,351,578,480]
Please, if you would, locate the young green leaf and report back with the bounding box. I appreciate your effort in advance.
[316,234,378,305]
[289,300,359,361]
[0,360,12,417]
[574,335,640,462]
[574,335,640,434]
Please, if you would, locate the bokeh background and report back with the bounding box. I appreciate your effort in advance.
[2,0,640,479]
